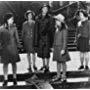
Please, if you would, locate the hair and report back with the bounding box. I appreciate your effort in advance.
[25,12,34,20]
[3,13,14,29]
[40,4,50,14]
[60,22,67,31]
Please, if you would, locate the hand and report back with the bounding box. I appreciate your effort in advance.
[51,48,54,52]
[17,43,21,48]
[78,21,82,27]
[74,39,77,44]
[60,50,65,55]
[78,34,81,38]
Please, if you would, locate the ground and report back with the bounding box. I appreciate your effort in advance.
[0,51,90,88]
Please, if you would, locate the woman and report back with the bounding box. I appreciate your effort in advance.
[34,4,55,73]
[0,13,20,86]
[52,14,70,83]
[75,9,90,70]
[22,10,37,72]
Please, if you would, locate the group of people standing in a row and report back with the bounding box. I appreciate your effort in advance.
[0,4,90,86]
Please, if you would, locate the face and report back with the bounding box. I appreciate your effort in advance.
[28,13,33,20]
[42,6,48,14]
[79,12,85,20]
[55,20,61,28]
[7,17,14,25]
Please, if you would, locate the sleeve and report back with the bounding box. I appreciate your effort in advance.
[75,22,80,41]
[22,23,25,40]
[33,20,39,47]
[88,21,90,40]
[62,29,68,50]
[14,27,19,44]
[75,27,79,41]
[0,30,2,49]
[49,17,56,48]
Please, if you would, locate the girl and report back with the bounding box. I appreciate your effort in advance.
[0,13,20,86]
[52,14,70,82]
[75,9,90,70]
[22,10,37,72]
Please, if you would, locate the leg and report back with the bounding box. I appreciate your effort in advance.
[3,63,8,86]
[44,58,50,73]
[57,62,62,78]
[32,53,36,67]
[84,52,89,70]
[80,52,84,66]
[46,58,50,69]
[42,58,46,67]
[27,53,32,72]
[40,58,46,71]
[62,62,67,81]
[32,53,37,71]
[12,63,17,79]
[78,52,84,69]
[12,63,17,85]
[52,62,62,82]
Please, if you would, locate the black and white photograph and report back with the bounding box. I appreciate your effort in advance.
[0,0,90,89]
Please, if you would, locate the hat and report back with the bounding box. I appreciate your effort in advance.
[24,10,35,19]
[41,3,50,10]
[75,9,88,18]
[54,14,65,22]
[4,13,14,23]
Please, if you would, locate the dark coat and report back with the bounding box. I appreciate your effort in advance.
[34,14,55,58]
[0,24,20,64]
[22,20,35,53]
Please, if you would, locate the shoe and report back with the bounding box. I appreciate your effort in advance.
[33,66,37,71]
[51,76,61,82]
[3,80,8,86]
[13,78,17,85]
[28,67,32,73]
[40,66,45,71]
[78,65,84,70]
[44,67,50,73]
[61,79,67,83]
[85,66,89,70]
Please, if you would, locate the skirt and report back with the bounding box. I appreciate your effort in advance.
[53,46,70,63]
[0,43,20,64]
[23,38,35,53]
[77,37,89,52]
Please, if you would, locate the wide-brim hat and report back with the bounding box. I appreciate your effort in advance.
[24,10,35,19]
[75,9,88,17]
[4,13,14,23]
[54,14,65,22]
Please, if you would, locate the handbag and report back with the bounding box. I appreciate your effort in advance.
[61,50,71,62]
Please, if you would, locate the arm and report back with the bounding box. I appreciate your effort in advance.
[33,20,39,47]
[62,29,68,50]
[49,17,56,48]
[22,23,25,40]
[14,27,19,44]
[88,21,90,45]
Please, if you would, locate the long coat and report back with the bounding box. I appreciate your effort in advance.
[53,28,70,62]
[34,14,55,58]
[0,24,20,64]
[22,20,35,53]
